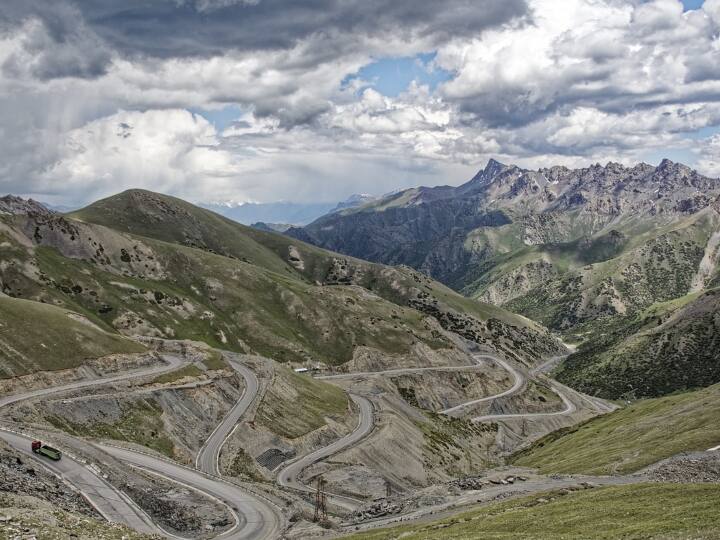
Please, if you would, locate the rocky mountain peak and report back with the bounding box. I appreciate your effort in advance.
[484,158,508,178]
[0,195,51,216]
[457,158,512,195]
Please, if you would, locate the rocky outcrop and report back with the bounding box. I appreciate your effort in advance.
[0,195,50,216]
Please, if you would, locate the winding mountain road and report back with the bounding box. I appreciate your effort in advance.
[0,354,283,540]
[0,428,165,536]
[276,394,374,510]
[196,360,260,476]
[0,354,186,409]
[101,444,282,540]
[440,355,526,415]
[0,355,188,537]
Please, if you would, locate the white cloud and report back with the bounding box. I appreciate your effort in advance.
[696,134,720,177]
[37,110,245,202]
[1,0,720,207]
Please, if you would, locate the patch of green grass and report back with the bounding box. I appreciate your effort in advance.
[256,368,349,439]
[226,447,265,482]
[0,295,144,378]
[203,350,229,371]
[511,383,720,475]
[151,364,203,384]
[342,483,720,540]
[416,413,495,473]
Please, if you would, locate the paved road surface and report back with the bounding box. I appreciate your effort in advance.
[0,428,164,536]
[0,355,186,409]
[316,363,487,380]
[102,445,283,540]
[471,379,576,422]
[0,354,283,539]
[441,355,525,415]
[276,394,373,510]
[196,360,259,475]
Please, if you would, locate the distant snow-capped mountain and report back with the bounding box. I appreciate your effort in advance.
[201,194,377,226]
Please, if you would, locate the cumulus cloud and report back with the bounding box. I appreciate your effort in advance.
[0,1,112,80]
[697,134,720,177]
[37,109,245,202]
[437,0,720,127]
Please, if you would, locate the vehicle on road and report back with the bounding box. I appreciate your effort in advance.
[31,440,62,461]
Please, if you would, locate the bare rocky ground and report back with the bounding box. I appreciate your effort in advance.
[646,451,720,483]
[0,493,157,539]
[0,440,97,519]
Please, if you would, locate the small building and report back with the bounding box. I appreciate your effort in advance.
[294,367,309,374]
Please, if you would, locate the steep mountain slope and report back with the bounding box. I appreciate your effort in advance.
[0,294,144,377]
[0,191,562,368]
[555,289,720,398]
[293,159,720,329]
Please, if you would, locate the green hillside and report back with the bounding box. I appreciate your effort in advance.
[555,288,720,398]
[511,383,720,475]
[0,191,562,368]
[0,295,144,377]
[344,483,720,540]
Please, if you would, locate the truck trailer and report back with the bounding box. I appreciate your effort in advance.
[31,440,62,461]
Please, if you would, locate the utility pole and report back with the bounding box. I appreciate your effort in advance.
[313,476,327,522]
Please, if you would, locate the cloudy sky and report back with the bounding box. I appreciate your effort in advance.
[1,0,719,206]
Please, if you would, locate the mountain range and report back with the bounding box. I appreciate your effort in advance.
[288,158,720,398]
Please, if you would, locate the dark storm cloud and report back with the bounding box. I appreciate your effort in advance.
[0,0,529,76]
[0,1,112,79]
[80,0,529,59]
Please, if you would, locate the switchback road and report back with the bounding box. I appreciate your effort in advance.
[276,394,373,510]
[0,354,283,539]
[196,360,260,476]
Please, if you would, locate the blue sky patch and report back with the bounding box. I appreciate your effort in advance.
[344,52,453,97]
[681,0,704,11]
[190,104,244,131]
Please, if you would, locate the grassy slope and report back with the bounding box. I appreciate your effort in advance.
[460,209,720,396]
[511,383,720,475]
[343,483,720,540]
[72,190,537,328]
[63,190,562,364]
[495,210,712,331]
[68,189,292,276]
[30,239,445,364]
[256,366,349,438]
[0,295,144,378]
